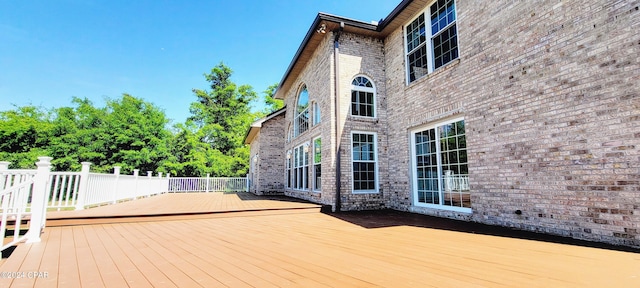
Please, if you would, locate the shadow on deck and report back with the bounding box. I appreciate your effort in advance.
[326,209,640,253]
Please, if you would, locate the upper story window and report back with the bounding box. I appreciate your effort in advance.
[294,85,309,137]
[405,0,458,83]
[351,76,375,118]
[313,102,321,126]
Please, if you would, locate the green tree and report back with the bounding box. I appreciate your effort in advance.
[263,83,284,114]
[163,121,212,177]
[0,106,52,168]
[47,95,172,173]
[186,63,259,176]
[102,94,172,174]
[48,97,109,171]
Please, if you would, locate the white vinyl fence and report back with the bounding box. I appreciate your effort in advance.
[0,157,249,252]
[0,157,51,251]
[168,176,248,193]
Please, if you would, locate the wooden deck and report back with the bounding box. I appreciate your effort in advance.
[1,192,639,287]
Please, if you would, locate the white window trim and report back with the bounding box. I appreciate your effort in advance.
[404,0,459,85]
[294,85,309,138]
[410,116,471,213]
[312,102,321,126]
[350,75,377,119]
[292,142,310,191]
[351,131,379,194]
[312,136,322,192]
[285,149,292,189]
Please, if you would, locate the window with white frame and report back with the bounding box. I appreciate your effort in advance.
[313,137,321,191]
[286,150,292,188]
[313,102,321,125]
[294,85,309,137]
[351,132,378,193]
[405,0,458,83]
[412,117,469,212]
[351,76,375,117]
[293,143,309,190]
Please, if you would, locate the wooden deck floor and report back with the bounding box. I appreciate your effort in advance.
[1,192,639,287]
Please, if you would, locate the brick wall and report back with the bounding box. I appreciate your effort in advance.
[335,32,390,210]
[282,35,335,206]
[252,113,286,195]
[384,0,640,247]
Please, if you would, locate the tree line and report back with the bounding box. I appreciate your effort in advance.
[0,63,283,177]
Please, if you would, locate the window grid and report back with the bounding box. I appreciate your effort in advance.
[293,144,309,190]
[294,86,309,137]
[313,137,321,191]
[413,119,469,210]
[351,76,375,117]
[405,0,458,83]
[352,133,377,192]
[286,150,292,188]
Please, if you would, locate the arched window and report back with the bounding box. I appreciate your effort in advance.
[294,85,309,137]
[351,76,375,117]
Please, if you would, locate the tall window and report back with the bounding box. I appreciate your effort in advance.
[351,76,375,117]
[313,137,322,191]
[293,144,309,190]
[412,118,469,212]
[294,85,309,137]
[286,150,292,188]
[352,132,378,193]
[405,0,458,83]
[313,102,321,125]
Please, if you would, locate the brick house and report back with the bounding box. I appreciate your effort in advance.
[245,108,286,195]
[245,0,640,247]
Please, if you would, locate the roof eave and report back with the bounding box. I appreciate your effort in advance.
[273,13,379,100]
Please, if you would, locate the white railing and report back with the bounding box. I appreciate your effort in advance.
[47,172,82,210]
[0,157,248,252]
[168,175,248,193]
[79,167,168,209]
[0,157,51,252]
[443,171,470,192]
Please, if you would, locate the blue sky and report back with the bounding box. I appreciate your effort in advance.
[0,0,399,124]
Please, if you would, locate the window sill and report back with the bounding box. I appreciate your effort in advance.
[413,202,472,214]
[348,115,378,123]
[352,190,379,194]
[406,58,461,89]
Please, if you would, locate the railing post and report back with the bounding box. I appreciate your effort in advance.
[246,173,250,192]
[165,173,170,193]
[132,169,139,200]
[147,171,153,197]
[74,162,92,210]
[112,166,121,204]
[25,156,52,243]
[156,172,162,196]
[206,173,210,192]
[0,161,9,191]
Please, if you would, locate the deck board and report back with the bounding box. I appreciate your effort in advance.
[2,192,639,287]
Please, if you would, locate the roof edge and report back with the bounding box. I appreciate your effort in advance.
[377,0,413,30]
[274,13,380,100]
[243,107,287,145]
[273,0,415,100]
